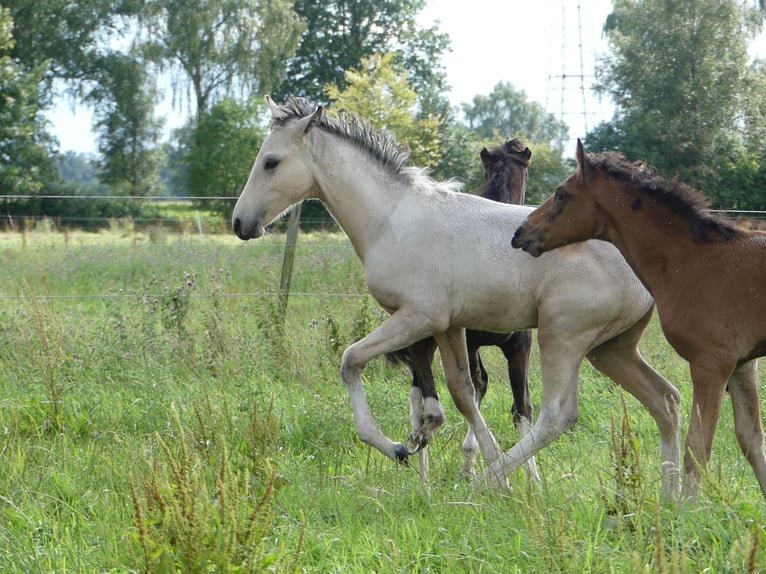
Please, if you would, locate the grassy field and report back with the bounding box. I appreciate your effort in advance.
[0,226,764,573]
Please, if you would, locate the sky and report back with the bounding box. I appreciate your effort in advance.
[46,0,765,156]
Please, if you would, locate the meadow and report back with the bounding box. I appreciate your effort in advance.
[0,223,764,573]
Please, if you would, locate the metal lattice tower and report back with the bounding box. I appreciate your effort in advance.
[545,0,592,145]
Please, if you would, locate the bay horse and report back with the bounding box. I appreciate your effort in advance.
[513,139,766,500]
[389,139,537,480]
[233,97,681,497]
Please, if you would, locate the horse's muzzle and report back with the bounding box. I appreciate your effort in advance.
[232,217,264,240]
[511,224,543,257]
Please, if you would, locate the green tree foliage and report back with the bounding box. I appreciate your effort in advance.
[457,81,570,202]
[2,0,139,86]
[435,119,487,186]
[87,53,164,196]
[3,0,152,201]
[592,0,766,209]
[276,0,451,117]
[325,53,442,168]
[140,0,305,121]
[184,98,266,217]
[0,7,56,194]
[56,152,108,195]
[461,82,569,149]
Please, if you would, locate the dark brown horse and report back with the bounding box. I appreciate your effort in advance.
[390,139,536,479]
[513,139,766,500]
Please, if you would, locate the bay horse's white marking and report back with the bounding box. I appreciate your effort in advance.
[232,97,681,497]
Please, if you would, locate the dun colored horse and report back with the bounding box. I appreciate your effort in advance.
[389,139,536,480]
[513,139,766,499]
[233,98,681,496]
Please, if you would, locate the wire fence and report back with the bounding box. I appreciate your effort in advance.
[0,195,344,232]
[2,195,766,305]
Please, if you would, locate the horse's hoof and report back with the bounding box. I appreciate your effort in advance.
[393,442,412,463]
[407,430,429,453]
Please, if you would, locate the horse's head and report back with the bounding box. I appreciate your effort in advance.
[480,139,531,205]
[232,96,324,240]
[512,139,604,256]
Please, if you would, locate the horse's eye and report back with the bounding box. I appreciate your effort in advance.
[554,187,569,202]
[264,158,280,171]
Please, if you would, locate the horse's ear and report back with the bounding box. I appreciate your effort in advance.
[522,147,532,164]
[480,147,491,168]
[305,105,324,134]
[575,139,591,179]
[266,95,281,118]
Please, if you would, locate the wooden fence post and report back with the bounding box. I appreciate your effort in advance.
[277,203,302,321]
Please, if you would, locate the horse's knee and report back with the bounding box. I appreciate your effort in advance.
[539,401,578,434]
[340,347,364,383]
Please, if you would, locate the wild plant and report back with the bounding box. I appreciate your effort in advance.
[128,403,301,573]
[601,392,646,517]
[15,290,69,433]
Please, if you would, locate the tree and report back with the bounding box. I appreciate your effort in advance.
[276,0,451,117]
[139,0,305,121]
[3,0,162,199]
[87,52,164,196]
[0,7,56,194]
[457,81,570,203]
[184,98,267,217]
[2,0,139,87]
[325,52,442,168]
[594,0,764,184]
[460,82,569,150]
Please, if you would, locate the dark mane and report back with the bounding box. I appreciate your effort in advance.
[271,97,413,178]
[588,151,742,242]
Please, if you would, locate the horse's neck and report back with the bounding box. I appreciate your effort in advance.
[600,191,706,294]
[308,134,396,260]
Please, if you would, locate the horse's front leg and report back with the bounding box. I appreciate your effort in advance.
[340,311,436,463]
[683,361,729,500]
[434,329,506,487]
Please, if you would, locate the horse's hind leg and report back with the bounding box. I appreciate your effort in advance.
[727,359,766,499]
[501,330,540,483]
[460,346,489,475]
[586,311,681,501]
[405,338,445,453]
[482,335,584,486]
[404,337,444,483]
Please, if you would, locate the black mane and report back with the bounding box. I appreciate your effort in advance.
[589,151,742,242]
[271,97,413,178]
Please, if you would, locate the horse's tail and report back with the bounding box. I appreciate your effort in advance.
[385,348,413,367]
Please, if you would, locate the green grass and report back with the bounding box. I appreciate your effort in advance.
[0,226,764,572]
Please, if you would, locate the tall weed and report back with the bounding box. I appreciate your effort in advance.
[128,405,301,573]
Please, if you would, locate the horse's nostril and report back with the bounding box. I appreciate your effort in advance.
[233,217,241,236]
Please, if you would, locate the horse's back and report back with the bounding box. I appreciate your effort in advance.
[383,196,653,337]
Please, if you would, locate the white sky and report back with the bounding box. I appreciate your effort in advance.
[419,0,615,146]
[47,0,766,156]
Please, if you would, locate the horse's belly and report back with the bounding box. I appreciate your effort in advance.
[448,276,540,332]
